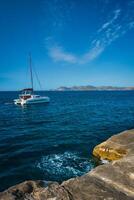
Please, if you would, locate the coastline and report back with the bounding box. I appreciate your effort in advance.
[0,129,134,200]
[0,85,134,92]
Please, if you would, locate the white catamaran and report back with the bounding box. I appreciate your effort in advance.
[14,55,50,105]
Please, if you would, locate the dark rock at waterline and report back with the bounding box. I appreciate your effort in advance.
[0,181,70,200]
[0,129,134,200]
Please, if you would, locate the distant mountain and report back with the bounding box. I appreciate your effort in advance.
[54,85,134,91]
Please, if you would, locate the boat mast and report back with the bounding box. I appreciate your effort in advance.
[29,53,34,91]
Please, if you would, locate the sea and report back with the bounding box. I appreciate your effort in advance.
[0,91,134,191]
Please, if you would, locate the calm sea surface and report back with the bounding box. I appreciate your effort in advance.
[0,91,134,191]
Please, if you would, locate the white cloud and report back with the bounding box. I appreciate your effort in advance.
[49,46,77,63]
[80,41,105,64]
[102,22,111,29]
[98,9,121,32]
[113,9,121,20]
[129,21,134,28]
[46,4,134,65]
[48,42,105,64]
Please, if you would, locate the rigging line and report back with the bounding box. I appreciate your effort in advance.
[32,65,43,90]
[29,53,34,90]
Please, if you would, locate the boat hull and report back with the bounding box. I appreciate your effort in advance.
[14,99,22,105]
[24,97,50,105]
[14,97,50,105]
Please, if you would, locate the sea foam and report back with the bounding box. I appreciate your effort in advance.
[36,152,93,180]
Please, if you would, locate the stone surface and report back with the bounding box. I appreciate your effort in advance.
[93,129,134,161]
[0,180,43,200]
[0,129,134,200]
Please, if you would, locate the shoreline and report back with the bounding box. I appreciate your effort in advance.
[0,129,134,199]
[1,89,134,92]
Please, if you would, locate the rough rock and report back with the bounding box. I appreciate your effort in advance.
[0,129,134,200]
[93,129,134,161]
[0,180,43,200]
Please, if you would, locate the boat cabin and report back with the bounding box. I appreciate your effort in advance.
[19,88,33,100]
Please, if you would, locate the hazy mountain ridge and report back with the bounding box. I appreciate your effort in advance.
[54,85,134,91]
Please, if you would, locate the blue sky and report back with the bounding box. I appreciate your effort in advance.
[0,0,134,90]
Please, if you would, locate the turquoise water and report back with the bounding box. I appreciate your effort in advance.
[0,91,134,191]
